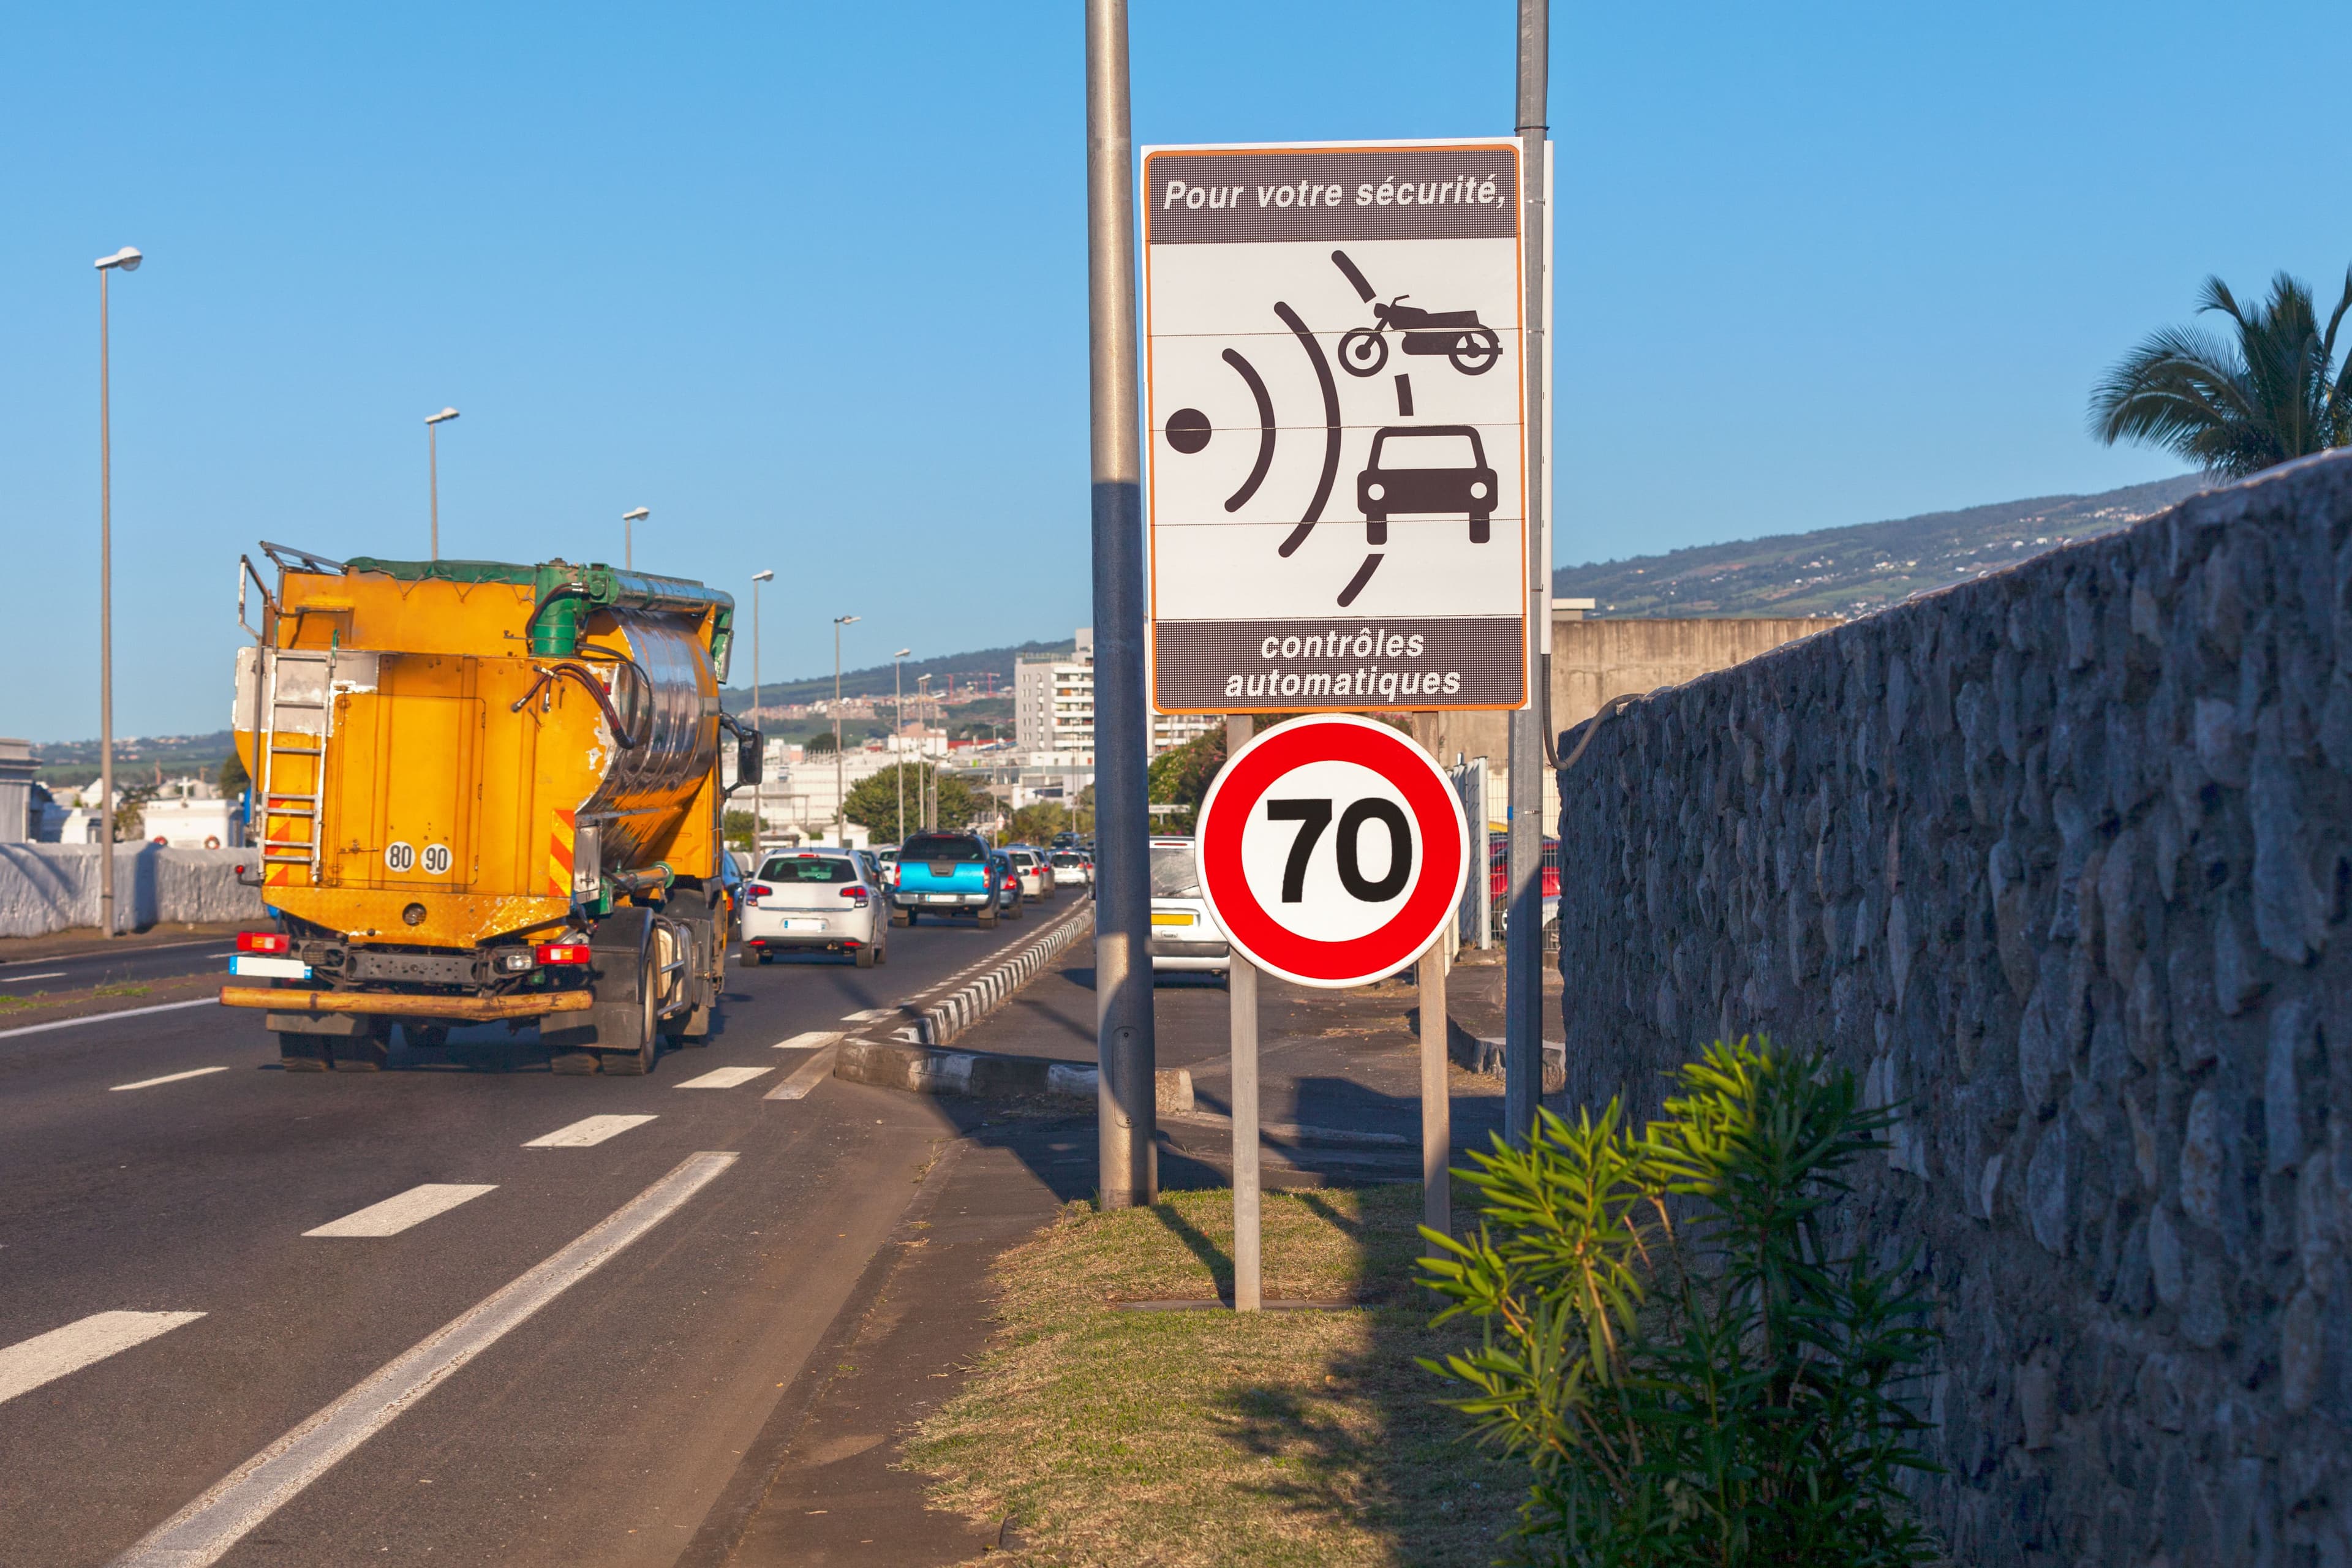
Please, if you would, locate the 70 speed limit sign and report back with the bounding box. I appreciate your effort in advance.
[1195,714,1469,988]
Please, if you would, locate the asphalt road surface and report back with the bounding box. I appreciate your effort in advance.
[0,937,244,996]
[0,905,1060,1567]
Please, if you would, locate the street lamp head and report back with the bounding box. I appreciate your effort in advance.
[622,507,650,522]
[752,570,775,583]
[426,407,460,425]
[894,647,911,658]
[94,246,142,273]
[835,614,859,625]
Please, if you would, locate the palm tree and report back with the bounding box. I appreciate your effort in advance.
[2090,266,2352,478]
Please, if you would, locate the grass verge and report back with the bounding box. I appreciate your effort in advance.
[907,1184,1520,1567]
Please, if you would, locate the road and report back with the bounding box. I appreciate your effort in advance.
[0,903,1066,1567]
[0,937,242,997]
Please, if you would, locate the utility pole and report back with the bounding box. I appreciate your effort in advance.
[893,648,911,841]
[622,507,648,570]
[1086,0,1155,1208]
[94,245,141,938]
[1503,0,1552,1145]
[832,614,859,842]
[752,570,774,853]
[425,408,459,560]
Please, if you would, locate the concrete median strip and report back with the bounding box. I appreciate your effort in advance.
[834,1036,1195,1114]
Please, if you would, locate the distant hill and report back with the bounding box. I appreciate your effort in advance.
[1551,474,2212,620]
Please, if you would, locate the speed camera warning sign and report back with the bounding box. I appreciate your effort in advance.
[1195,715,1469,988]
[1143,137,1532,715]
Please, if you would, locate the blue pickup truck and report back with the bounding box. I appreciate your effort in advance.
[889,831,1005,929]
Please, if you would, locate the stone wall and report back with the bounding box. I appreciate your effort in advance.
[1553,451,2352,1566]
[0,845,264,937]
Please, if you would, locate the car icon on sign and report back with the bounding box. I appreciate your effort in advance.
[1355,425,1497,545]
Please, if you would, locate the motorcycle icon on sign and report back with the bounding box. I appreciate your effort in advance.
[1337,298,1504,378]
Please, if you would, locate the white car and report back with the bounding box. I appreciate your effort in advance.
[1005,847,1054,901]
[1148,835,1227,979]
[1049,850,1092,888]
[742,849,889,968]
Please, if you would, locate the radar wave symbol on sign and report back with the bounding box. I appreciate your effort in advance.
[1159,249,1504,611]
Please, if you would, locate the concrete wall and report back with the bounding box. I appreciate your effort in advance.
[0,845,265,937]
[1411,611,1838,828]
[1552,450,2352,1566]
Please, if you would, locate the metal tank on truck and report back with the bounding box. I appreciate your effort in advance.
[219,541,764,1075]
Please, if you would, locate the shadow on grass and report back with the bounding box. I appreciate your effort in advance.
[1208,1191,1523,1566]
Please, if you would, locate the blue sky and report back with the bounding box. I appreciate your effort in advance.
[5,1,2344,741]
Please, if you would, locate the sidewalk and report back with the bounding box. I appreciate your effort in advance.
[0,920,246,962]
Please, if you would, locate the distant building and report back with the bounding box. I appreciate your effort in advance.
[1014,627,1217,766]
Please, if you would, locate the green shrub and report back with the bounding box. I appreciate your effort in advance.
[1419,1038,1941,1567]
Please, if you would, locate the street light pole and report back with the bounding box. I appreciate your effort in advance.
[622,507,649,570]
[425,408,459,560]
[1503,0,1552,1145]
[1085,0,1155,1208]
[832,614,859,842]
[752,570,774,855]
[894,647,911,841]
[94,245,141,939]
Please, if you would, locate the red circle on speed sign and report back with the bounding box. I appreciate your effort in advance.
[1196,714,1469,988]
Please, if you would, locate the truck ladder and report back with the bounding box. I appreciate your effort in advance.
[256,648,336,886]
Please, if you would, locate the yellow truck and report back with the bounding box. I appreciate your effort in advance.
[220,541,761,1076]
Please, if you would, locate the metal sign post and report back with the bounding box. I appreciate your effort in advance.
[1226,714,1262,1311]
[1419,940,1451,1251]
[1086,0,1156,1209]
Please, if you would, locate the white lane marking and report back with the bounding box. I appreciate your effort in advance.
[7,971,68,982]
[523,1114,656,1148]
[0,1311,206,1407]
[0,997,217,1042]
[110,1152,736,1568]
[764,1043,841,1101]
[303,1184,496,1238]
[674,1065,772,1090]
[839,1009,895,1023]
[111,1066,232,1093]
[774,1030,842,1051]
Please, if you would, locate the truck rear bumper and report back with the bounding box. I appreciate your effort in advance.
[219,986,595,1022]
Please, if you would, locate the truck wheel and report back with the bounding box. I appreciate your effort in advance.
[853,943,877,968]
[891,907,911,927]
[551,1048,599,1075]
[332,1033,390,1072]
[1006,899,1023,919]
[598,949,658,1076]
[976,905,998,930]
[277,1033,330,1072]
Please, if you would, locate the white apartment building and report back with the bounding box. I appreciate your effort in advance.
[1014,627,1217,764]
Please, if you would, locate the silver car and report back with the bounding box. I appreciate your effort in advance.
[1148,835,1227,979]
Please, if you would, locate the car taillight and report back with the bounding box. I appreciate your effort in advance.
[236,931,290,954]
[842,887,869,904]
[747,883,771,904]
[535,942,591,965]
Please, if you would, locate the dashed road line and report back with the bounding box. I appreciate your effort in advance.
[111,1066,232,1092]
[773,1030,843,1051]
[110,1152,737,1568]
[764,1044,843,1101]
[839,1009,895,1023]
[9,971,67,982]
[523,1114,656,1148]
[303,1184,496,1238]
[0,1311,206,1408]
[675,1065,773,1090]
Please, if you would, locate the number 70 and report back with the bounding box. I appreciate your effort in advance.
[1264,797,1412,903]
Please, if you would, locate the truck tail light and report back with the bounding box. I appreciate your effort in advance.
[236,931,290,954]
[535,942,591,966]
